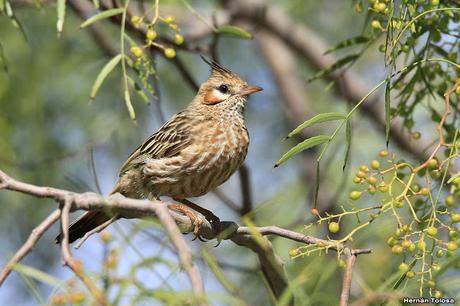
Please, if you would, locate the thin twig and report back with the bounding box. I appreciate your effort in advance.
[0,209,61,285]
[339,252,357,306]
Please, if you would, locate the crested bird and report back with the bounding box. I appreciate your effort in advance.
[56,57,262,244]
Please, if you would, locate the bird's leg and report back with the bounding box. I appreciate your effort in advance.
[167,203,207,241]
[174,198,221,230]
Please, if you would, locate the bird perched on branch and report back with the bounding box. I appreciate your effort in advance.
[56,57,262,244]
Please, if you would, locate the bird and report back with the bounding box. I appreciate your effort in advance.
[56,57,262,244]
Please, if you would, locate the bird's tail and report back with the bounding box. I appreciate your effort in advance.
[55,186,120,244]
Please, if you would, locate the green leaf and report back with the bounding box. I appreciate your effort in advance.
[286,112,345,139]
[0,41,8,72]
[217,25,252,39]
[314,162,320,207]
[308,54,359,82]
[385,79,391,146]
[14,264,63,289]
[324,36,370,54]
[4,1,28,41]
[448,172,460,184]
[80,8,124,28]
[124,89,136,120]
[92,0,100,9]
[275,135,330,167]
[90,54,122,100]
[57,0,66,34]
[128,76,150,105]
[343,120,352,170]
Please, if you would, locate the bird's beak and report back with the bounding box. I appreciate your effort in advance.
[237,85,263,96]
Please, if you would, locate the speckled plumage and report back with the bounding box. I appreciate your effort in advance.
[61,59,262,243]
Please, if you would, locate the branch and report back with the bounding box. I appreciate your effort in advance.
[340,252,357,306]
[0,170,371,303]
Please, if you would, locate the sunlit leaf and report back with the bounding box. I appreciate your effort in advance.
[124,89,136,120]
[448,172,460,184]
[308,54,359,82]
[324,36,370,54]
[343,120,352,170]
[286,112,345,139]
[80,8,124,28]
[275,135,330,167]
[14,263,63,289]
[57,0,66,34]
[217,25,252,39]
[90,54,122,100]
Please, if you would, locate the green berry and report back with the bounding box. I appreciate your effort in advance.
[408,243,416,252]
[427,158,438,169]
[338,259,346,268]
[411,131,421,140]
[349,191,362,200]
[373,2,386,12]
[288,249,300,257]
[368,185,376,195]
[418,240,426,251]
[431,170,441,180]
[328,222,340,233]
[427,280,436,288]
[406,271,415,278]
[436,249,444,258]
[173,34,184,45]
[434,291,442,299]
[446,195,455,207]
[164,48,176,59]
[163,16,175,24]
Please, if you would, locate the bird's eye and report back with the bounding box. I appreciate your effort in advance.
[217,84,229,94]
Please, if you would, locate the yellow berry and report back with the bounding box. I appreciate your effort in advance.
[370,160,380,170]
[398,263,409,272]
[452,213,460,223]
[131,15,141,25]
[288,249,300,257]
[373,2,386,13]
[408,243,416,252]
[130,46,144,58]
[349,191,362,200]
[164,48,176,59]
[329,222,340,233]
[378,149,388,157]
[436,249,444,258]
[430,0,439,5]
[446,195,455,206]
[378,183,388,193]
[355,2,363,13]
[406,271,415,278]
[173,34,184,45]
[356,170,366,178]
[420,187,430,196]
[456,86,460,95]
[402,240,412,249]
[427,280,436,288]
[411,131,421,140]
[337,259,346,268]
[368,185,377,194]
[418,240,426,251]
[434,291,442,299]
[427,226,438,237]
[353,176,362,184]
[427,158,438,169]
[371,20,382,29]
[392,244,403,254]
[359,165,369,172]
[146,29,157,41]
[164,15,175,24]
[99,231,111,243]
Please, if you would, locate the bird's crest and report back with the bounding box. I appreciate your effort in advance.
[200,56,233,76]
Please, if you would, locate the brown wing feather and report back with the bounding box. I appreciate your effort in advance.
[118,111,193,176]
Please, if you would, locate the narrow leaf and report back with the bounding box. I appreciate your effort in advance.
[5,1,28,41]
[92,0,100,9]
[314,162,320,207]
[14,264,63,288]
[385,79,391,146]
[128,76,150,105]
[275,135,330,167]
[124,89,136,120]
[324,36,370,54]
[90,54,122,100]
[0,41,8,72]
[286,112,345,139]
[448,172,460,184]
[217,25,252,39]
[308,54,359,82]
[57,0,66,34]
[342,120,352,170]
[201,249,238,294]
[80,8,124,28]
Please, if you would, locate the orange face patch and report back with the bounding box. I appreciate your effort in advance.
[203,88,226,105]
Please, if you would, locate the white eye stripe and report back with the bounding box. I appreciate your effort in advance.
[212,88,231,100]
